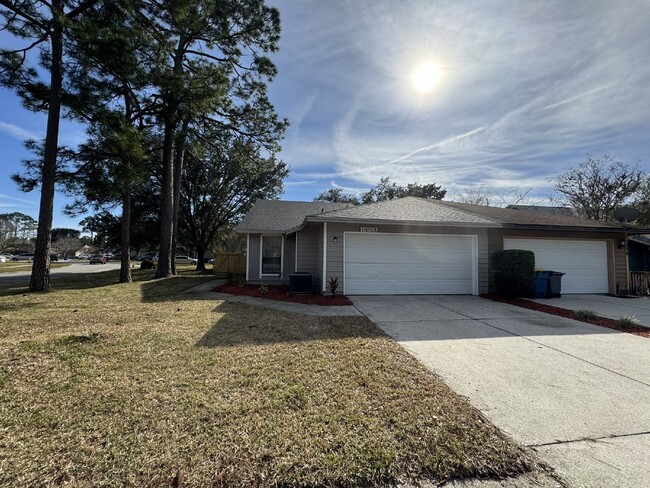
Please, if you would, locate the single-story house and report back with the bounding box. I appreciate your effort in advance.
[236,197,648,296]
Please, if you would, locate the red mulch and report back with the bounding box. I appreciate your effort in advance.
[481,294,650,339]
[213,283,353,306]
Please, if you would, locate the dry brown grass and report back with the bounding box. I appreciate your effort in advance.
[0,270,534,486]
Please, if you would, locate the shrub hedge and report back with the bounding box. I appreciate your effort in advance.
[492,249,535,298]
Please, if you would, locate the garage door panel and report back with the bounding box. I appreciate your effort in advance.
[503,238,608,294]
[344,233,476,295]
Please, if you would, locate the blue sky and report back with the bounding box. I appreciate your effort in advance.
[1,0,649,229]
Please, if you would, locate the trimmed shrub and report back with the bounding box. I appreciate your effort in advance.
[492,249,535,298]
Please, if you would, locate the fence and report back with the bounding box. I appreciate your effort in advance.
[213,253,246,277]
[630,271,650,295]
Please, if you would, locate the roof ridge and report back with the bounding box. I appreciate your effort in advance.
[317,196,408,217]
[432,199,501,224]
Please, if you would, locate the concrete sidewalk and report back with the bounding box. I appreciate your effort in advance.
[184,280,362,316]
[531,294,650,328]
[354,295,650,488]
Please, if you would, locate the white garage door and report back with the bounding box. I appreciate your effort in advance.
[344,233,477,295]
[503,238,609,294]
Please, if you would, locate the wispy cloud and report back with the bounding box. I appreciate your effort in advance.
[0,193,36,206]
[0,121,39,141]
[272,0,650,202]
[284,180,317,186]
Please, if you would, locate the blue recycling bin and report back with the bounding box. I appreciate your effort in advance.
[534,271,565,298]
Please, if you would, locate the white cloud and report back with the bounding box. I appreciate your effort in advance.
[272,0,650,197]
[0,121,39,141]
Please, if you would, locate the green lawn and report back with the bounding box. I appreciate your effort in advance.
[0,270,534,486]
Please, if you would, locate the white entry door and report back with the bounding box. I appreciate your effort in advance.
[344,233,477,295]
[503,238,609,294]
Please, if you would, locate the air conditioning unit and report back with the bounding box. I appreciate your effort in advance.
[289,272,312,294]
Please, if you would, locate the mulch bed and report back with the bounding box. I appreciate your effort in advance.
[481,294,650,339]
[213,283,353,306]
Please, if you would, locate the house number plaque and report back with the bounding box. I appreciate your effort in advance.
[360,226,379,232]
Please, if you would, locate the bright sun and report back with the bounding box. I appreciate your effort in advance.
[412,60,440,93]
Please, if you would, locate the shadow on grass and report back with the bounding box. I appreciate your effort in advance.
[196,301,382,348]
[139,271,217,303]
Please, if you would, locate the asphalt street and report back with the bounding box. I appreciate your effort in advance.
[0,261,122,287]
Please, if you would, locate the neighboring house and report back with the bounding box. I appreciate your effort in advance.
[628,235,650,272]
[237,197,648,296]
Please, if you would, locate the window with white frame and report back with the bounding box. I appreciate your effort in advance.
[261,235,282,275]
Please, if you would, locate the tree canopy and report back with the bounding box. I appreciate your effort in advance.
[553,155,644,221]
[314,178,446,205]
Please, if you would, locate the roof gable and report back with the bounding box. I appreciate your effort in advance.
[236,200,350,233]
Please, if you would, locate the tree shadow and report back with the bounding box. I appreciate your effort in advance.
[196,301,383,348]
[139,273,218,303]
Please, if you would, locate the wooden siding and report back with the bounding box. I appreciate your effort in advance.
[295,223,322,289]
[492,228,626,294]
[326,223,489,294]
[614,243,628,293]
[247,233,261,280]
[284,233,296,278]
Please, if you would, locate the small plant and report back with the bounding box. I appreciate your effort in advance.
[574,310,598,320]
[235,274,246,288]
[327,276,339,298]
[226,271,235,283]
[258,283,268,296]
[619,316,639,329]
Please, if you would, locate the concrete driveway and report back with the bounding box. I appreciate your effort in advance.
[352,295,650,488]
[532,294,650,328]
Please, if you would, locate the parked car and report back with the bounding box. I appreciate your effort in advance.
[51,254,58,262]
[140,254,158,262]
[89,254,108,264]
[12,253,34,261]
[0,255,8,263]
[175,255,198,265]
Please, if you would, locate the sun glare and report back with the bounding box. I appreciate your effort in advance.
[412,60,440,93]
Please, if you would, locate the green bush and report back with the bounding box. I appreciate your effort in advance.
[492,249,535,298]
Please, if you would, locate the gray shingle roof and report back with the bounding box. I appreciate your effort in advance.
[506,205,577,217]
[311,197,497,225]
[236,200,350,233]
[238,197,642,234]
[440,201,625,229]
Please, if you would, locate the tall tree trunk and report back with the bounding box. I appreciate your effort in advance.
[155,38,185,279]
[155,119,175,278]
[120,88,133,283]
[195,244,206,271]
[30,2,63,292]
[171,120,188,275]
[119,184,132,283]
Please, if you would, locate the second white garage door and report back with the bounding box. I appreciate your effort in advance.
[344,233,477,295]
[503,238,609,294]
